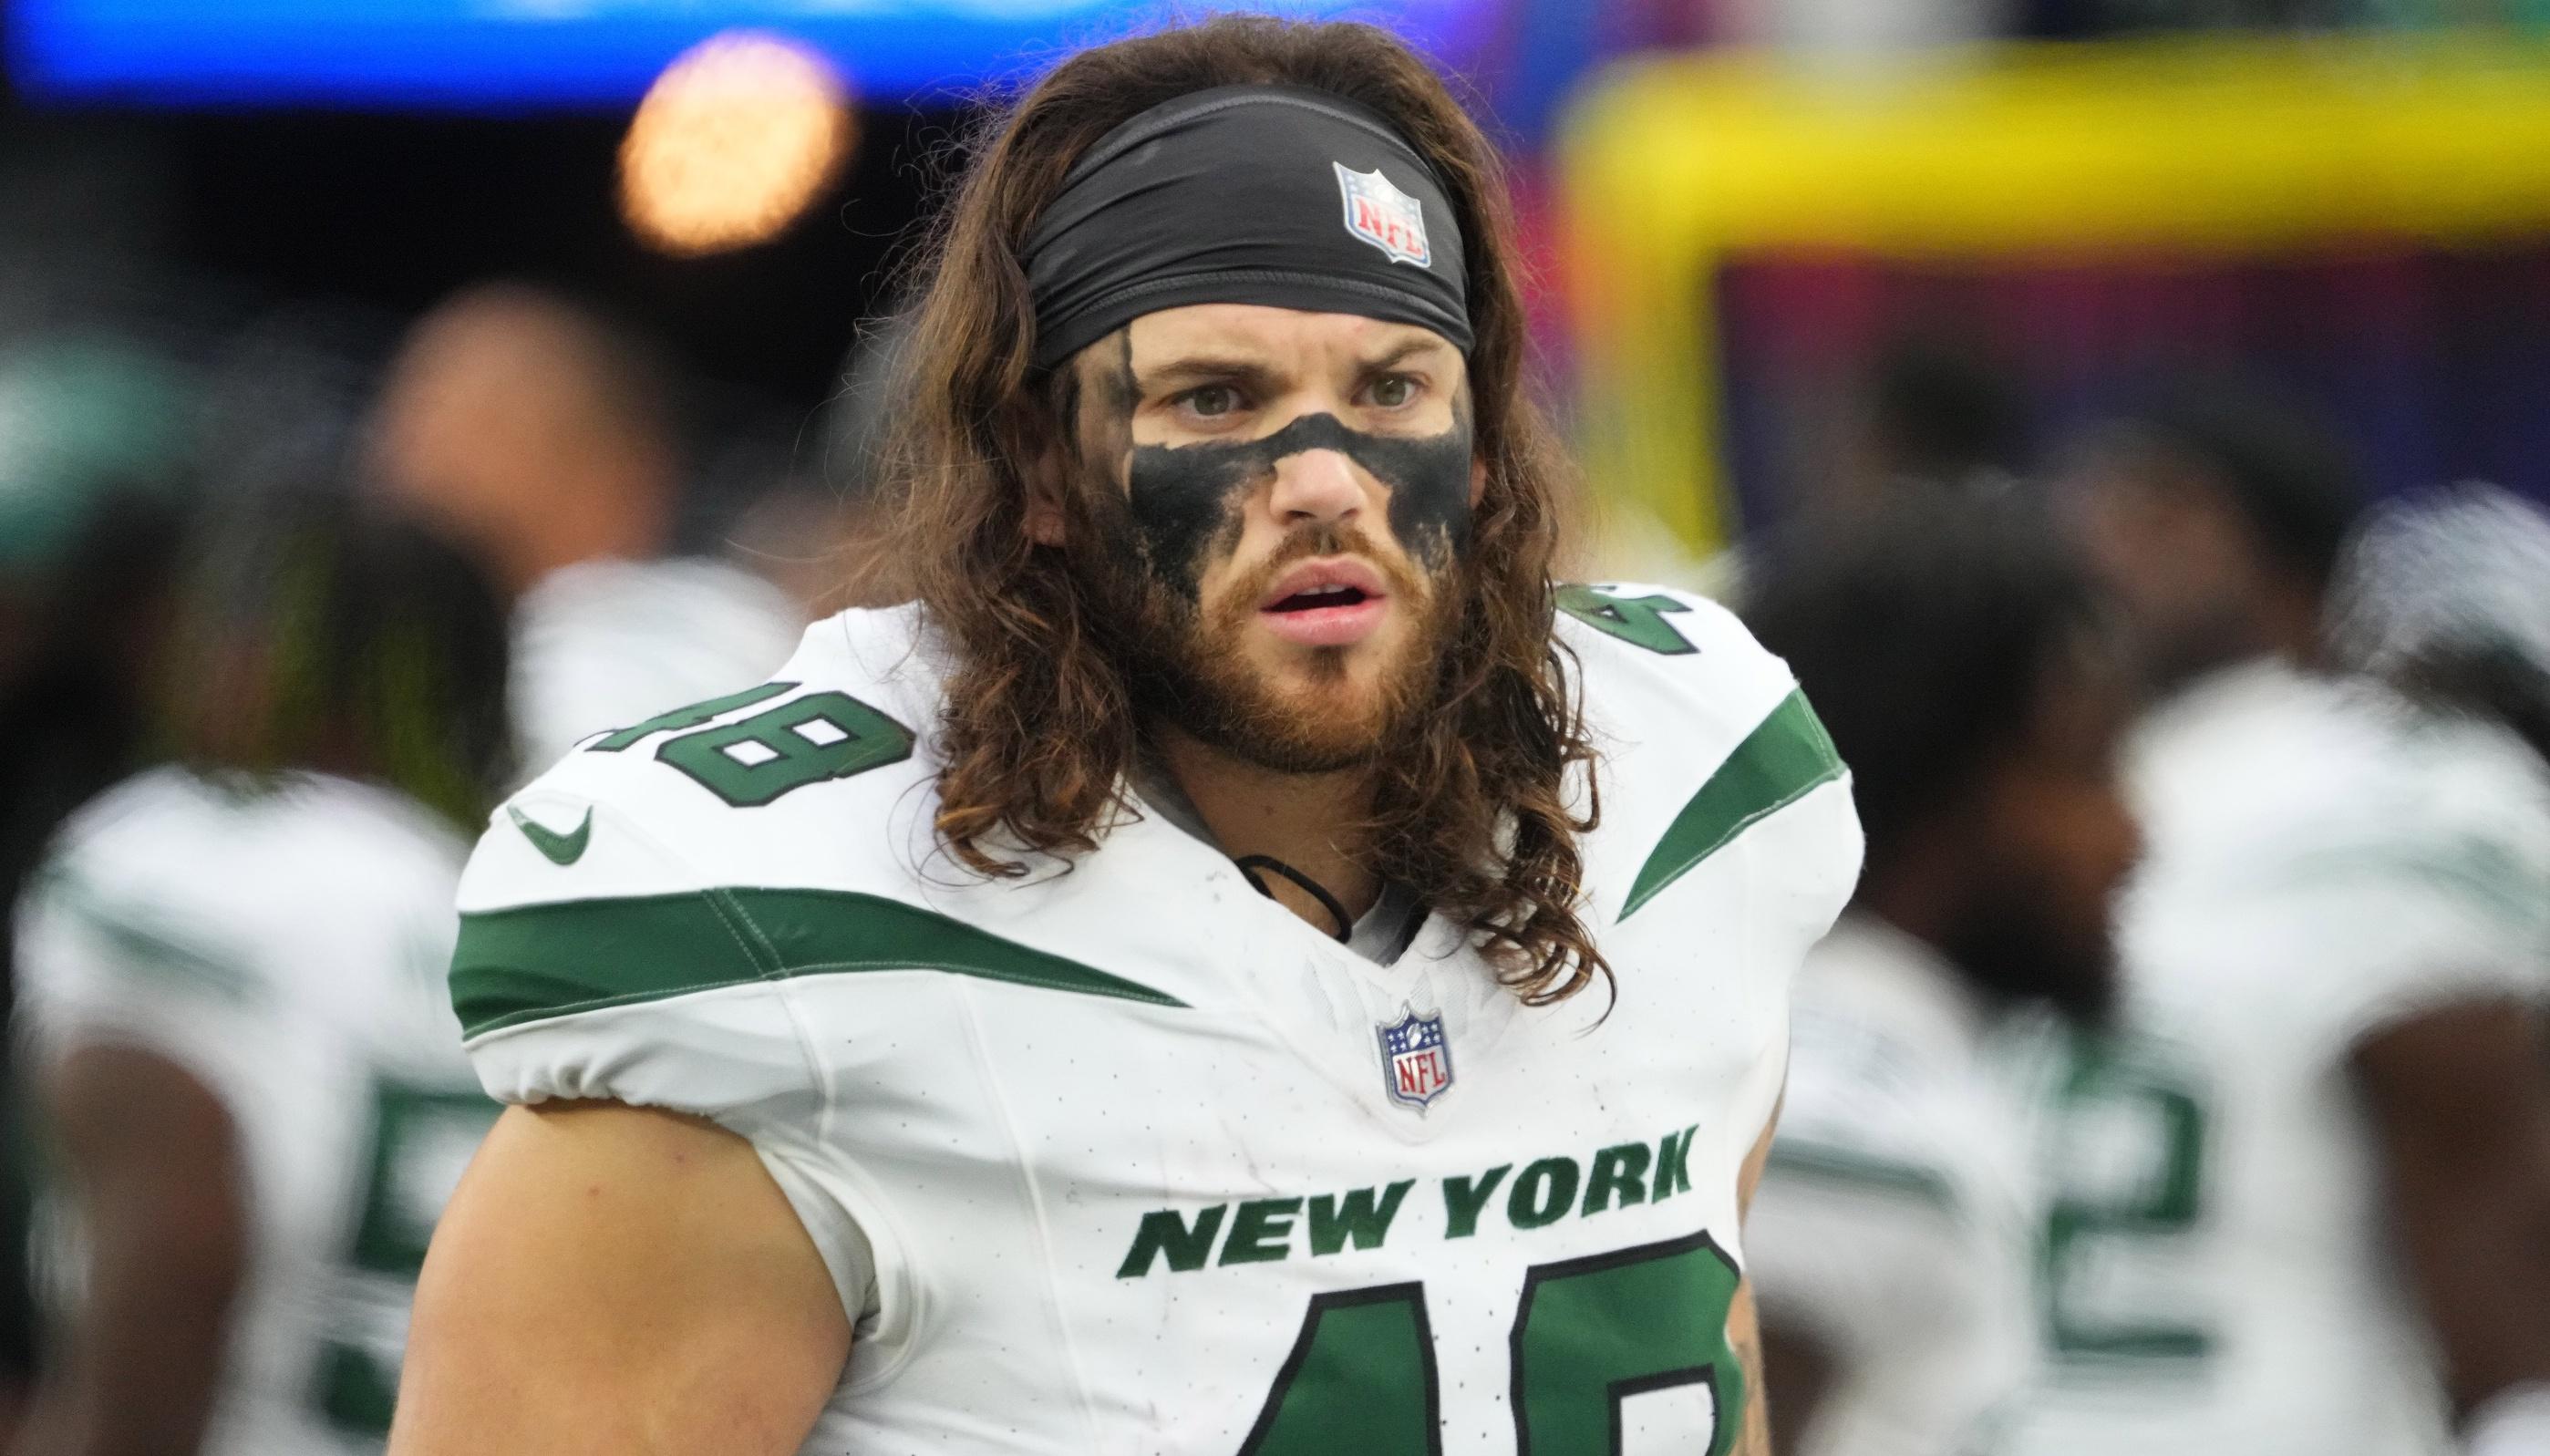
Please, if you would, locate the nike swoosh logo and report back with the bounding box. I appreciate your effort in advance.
[508,805,593,866]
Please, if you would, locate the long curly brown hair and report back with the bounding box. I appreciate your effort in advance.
[880,15,1606,1003]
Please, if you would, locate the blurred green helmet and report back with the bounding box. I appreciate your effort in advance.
[0,337,194,575]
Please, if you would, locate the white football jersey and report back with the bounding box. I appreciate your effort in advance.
[2002,661,2550,1456]
[1746,914,2039,1456]
[450,585,1863,1455]
[511,555,804,784]
[14,767,496,1456]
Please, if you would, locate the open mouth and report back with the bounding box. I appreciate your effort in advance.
[1255,561,1391,647]
[1266,583,1374,614]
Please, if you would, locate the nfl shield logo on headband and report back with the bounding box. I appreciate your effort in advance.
[1334,162,1431,268]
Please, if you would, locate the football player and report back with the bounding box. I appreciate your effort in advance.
[12,487,514,1455]
[366,283,803,782]
[0,336,201,1434]
[1740,499,2136,1456]
[2004,385,2550,1456]
[390,16,1863,1456]
[2324,480,2550,1455]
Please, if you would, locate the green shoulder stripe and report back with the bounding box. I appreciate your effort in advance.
[452,886,1185,1038]
[2267,839,2544,929]
[1765,1140,1961,1215]
[1620,688,1845,920]
[48,877,258,1004]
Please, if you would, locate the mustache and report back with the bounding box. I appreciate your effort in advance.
[1214,521,1430,619]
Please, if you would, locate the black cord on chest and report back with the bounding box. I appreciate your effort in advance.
[1232,853,1355,943]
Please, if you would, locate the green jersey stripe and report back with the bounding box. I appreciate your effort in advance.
[2263,841,2544,928]
[46,874,261,1003]
[452,886,1186,1038]
[1619,688,1845,921]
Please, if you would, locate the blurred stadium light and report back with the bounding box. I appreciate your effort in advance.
[618,32,854,257]
[6,0,1491,108]
[1562,37,2550,559]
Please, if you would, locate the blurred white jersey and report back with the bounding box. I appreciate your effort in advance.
[14,768,496,1456]
[1748,914,2037,1456]
[511,555,803,783]
[2003,660,2550,1456]
[450,590,1862,1454]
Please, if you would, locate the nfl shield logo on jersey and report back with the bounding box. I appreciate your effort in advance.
[1378,1007,1453,1110]
[1334,162,1431,267]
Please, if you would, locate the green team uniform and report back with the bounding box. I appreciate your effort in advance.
[449,586,1861,1454]
[18,768,496,1454]
[2006,663,2550,1455]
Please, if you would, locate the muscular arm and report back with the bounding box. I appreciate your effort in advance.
[2353,997,2550,1417]
[1732,1104,1779,1456]
[388,1102,851,1456]
[13,1043,247,1456]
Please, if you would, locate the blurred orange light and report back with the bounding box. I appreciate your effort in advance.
[619,31,853,258]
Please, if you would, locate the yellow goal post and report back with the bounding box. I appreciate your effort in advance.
[1558,35,2550,561]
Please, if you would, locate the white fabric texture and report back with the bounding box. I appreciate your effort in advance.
[451,593,1863,1453]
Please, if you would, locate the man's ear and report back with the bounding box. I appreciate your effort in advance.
[1470,455,1488,509]
[1025,454,1069,547]
[1022,350,1111,548]
[1023,394,1078,547]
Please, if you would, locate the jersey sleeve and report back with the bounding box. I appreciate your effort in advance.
[11,775,293,1114]
[1558,582,1863,929]
[14,849,274,1105]
[1560,583,1863,1070]
[449,752,881,1326]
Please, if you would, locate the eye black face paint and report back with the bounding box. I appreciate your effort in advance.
[1058,336,1471,772]
[1119,404,1475,601]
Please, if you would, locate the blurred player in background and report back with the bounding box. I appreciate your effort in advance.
[366,282,801,780]
[1741,499,2135,1456]
[2322,480,2550,1454]
[11,487,513,1456]
[1814,336,2030,518]
[2007,385,2550,1456]
[1689,336,2030,606]
[0,336,201,1438]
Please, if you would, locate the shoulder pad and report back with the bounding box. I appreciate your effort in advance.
[1559,583,1858,925]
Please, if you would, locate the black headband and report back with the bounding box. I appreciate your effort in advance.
[1023,83,1473,371]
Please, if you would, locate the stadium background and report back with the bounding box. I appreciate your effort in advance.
[15,0,2550,586]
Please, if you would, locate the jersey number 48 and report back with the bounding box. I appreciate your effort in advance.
[1240,1228,1744,1456]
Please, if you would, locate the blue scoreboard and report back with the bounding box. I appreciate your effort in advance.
[9,0,1487,108]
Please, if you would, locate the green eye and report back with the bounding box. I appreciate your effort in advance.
[1187,386,1238,418]
[1371,375,1416,408]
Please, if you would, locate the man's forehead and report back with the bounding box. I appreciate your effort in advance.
[1120,305,1458,377]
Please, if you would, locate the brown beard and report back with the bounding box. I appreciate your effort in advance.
[1071,501,1460,773]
